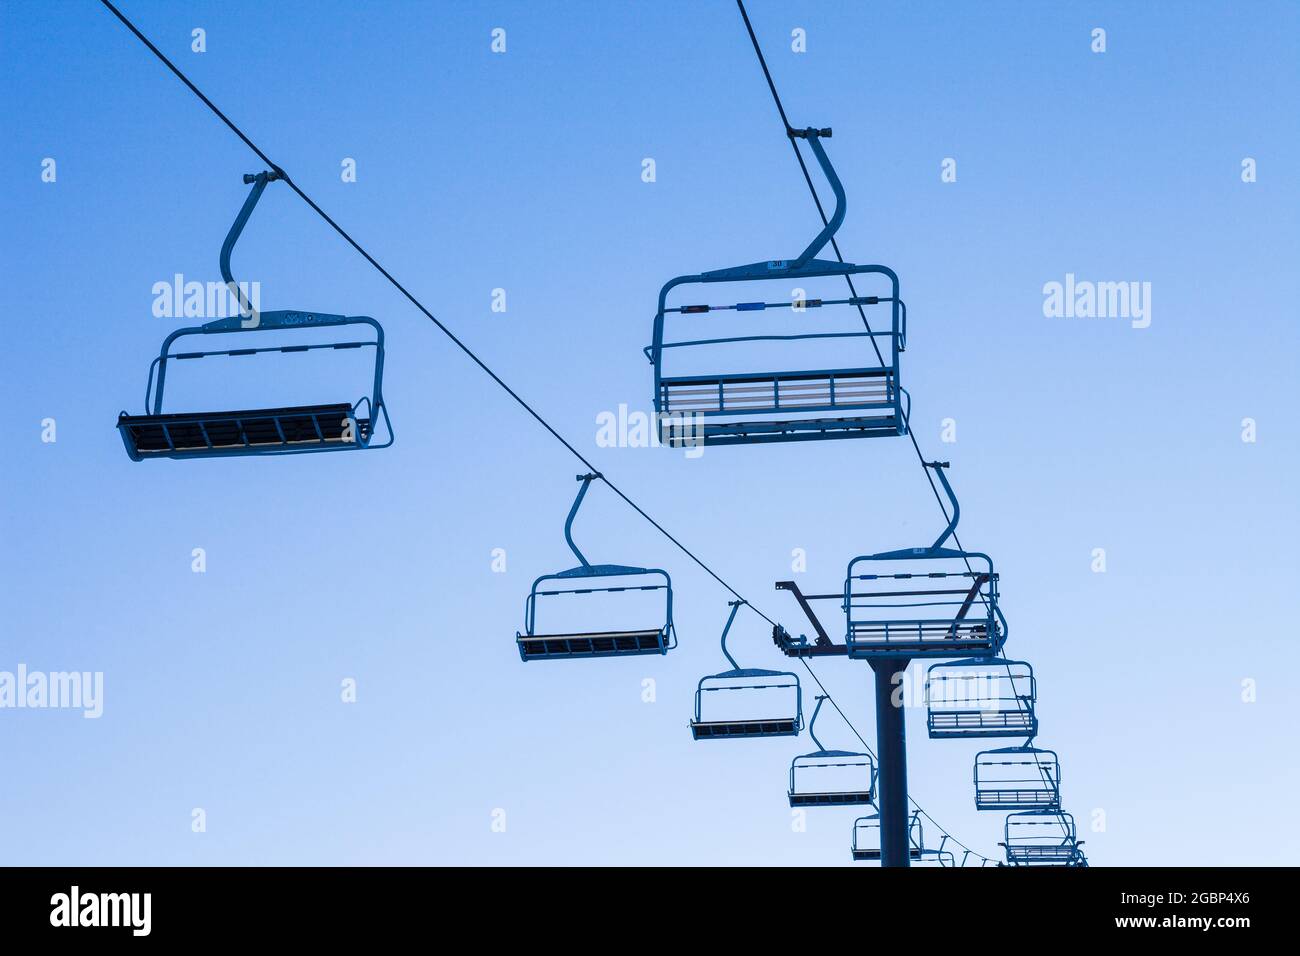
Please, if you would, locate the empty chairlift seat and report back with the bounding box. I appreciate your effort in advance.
[788,695,875,806]
[844,462,1006,660]
[118,312,390,460]
[925,658,1038,739]
[1001,810,1085,867]
[517,475,676,661]
[691,601,803,739]
[974,746,1061,811]
[646,128,908,448]
[851,812,924,862]
[518,570,673,661]
[117,171,391,461]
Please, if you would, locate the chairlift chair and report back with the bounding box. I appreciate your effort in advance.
[788,695,875,806]
[118,171,392,460]
[844,462,1006,659]
[925,657,1038,739]
[1001,810,1084,867]
[974,746,1061,811]
[851,811,924,862]
[691,601,803,739]
[517,474,676,661]
[647,128,908,448]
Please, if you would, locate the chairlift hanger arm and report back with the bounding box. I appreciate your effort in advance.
[719,599,746,670]
[564,473,600,569]
[807,694,828,751]
[177,171,385,332]
[220,170,282,317]
[787,128,844,271]
[667,126,850,285]
[209,171,387,334]
[926,461,959,550]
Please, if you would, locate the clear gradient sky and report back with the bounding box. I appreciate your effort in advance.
[2,0,1298,866]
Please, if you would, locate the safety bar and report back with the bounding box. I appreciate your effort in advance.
[147,311,385,416]
[523,565,674,641]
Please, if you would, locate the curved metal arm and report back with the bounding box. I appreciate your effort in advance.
[220,171,283,318]
[790,129,845,270]
[808,694,828,752]
[563,474,600,569]
[926,461,960,549]
[719,599,746,670]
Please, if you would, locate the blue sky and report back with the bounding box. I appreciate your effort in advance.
[1,0,1297,865]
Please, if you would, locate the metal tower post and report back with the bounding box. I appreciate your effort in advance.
[872,658,911,868]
